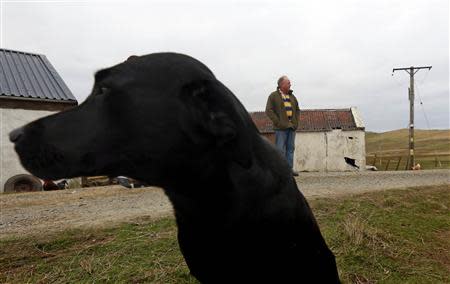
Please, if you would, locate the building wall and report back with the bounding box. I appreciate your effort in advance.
[294,129,366,171]
[294,132,327,171]
[0,108,57,192]
[260,129,365,171]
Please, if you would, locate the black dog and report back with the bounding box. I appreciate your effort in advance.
[10,53,340,283]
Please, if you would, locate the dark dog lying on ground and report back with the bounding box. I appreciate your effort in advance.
[10,53,340,283]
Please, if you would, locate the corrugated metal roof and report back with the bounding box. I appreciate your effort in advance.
[0,48,77,102]
[250,109,365,133]
[251,111,274,133]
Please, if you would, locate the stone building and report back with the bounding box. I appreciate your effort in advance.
[250,108,366,171]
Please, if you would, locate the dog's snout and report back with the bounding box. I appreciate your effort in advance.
[9,127,24,143]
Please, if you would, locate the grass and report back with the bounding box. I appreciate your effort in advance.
[365,129,450,169]
[1,185,449,283]
[0,218,195,283]
[315,185,450,283]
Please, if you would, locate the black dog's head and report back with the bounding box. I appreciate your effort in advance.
[11,53,255,186]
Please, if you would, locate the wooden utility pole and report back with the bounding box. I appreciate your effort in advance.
[392,66,432,169]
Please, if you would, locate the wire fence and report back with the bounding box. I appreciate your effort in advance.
[366,154,450,171]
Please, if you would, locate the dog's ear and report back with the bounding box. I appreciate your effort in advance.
[180,79,252,168]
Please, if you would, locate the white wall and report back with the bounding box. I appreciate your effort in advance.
[294,129,366,172]
[294,132,327,171]
[0,108,56,192]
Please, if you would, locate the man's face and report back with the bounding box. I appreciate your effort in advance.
[280,78,291,93]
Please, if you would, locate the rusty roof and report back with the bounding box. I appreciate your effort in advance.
[250,109,365,133]
[0,48,77,103]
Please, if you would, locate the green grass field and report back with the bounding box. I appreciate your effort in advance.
[366,129,450,170]
[1,185,449,283]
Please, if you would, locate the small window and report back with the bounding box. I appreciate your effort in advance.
[344,157,359,169]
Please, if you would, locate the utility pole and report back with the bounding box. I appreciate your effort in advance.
[392,66,432,170]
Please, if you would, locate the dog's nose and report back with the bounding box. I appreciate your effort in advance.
[9,127,24,143]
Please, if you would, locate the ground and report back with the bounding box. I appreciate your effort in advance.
[1,169,449,239]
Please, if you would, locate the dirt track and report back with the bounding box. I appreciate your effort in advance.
[1,170,449,239]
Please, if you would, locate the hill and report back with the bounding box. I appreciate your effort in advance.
[366,129,450,156]
[365,129,450,169]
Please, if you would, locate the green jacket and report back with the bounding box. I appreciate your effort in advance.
[265,90,300,130]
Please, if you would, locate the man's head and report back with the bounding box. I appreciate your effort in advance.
[277,76,291,94]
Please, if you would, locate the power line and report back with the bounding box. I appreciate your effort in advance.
[392,66,432,170]
[415,81,432,129]
[418,69,431,84]
[414,79,442,167]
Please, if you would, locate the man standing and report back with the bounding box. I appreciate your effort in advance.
[265,76,300,176]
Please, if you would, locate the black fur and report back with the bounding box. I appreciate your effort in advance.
[11,53,340,283]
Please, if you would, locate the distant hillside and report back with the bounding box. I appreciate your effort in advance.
[366,129,450,156]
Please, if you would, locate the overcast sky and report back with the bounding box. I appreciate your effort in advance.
[1,0,448,131]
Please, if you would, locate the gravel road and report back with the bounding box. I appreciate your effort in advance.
[1,169,449,239]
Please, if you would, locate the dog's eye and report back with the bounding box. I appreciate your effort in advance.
[97,87,109,96]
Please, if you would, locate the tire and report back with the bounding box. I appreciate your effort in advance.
[4,174,43,193]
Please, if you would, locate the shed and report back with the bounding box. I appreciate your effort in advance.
[250,108,366,171]
[0,48,78,192]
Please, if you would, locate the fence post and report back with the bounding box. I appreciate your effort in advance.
[435,156,442,168]
[81,176,88,187]
[395,157,402,171]
[385,159,391,171]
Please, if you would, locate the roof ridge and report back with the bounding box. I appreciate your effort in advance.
[0,48,43,57]
[249,108,364,132]
[249,108,352,113]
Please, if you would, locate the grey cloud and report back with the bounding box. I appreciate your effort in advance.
[2,0,448,131]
